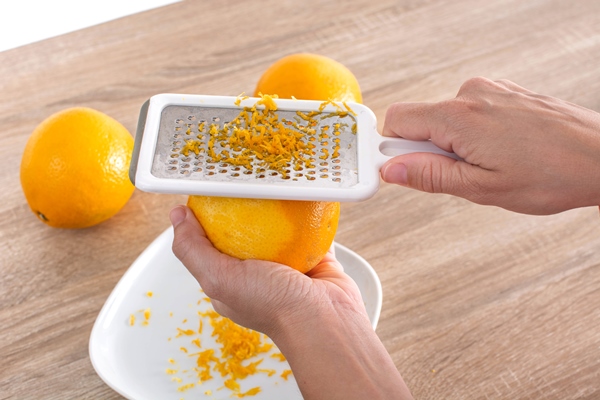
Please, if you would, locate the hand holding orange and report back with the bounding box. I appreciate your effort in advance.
[20,107,134,229]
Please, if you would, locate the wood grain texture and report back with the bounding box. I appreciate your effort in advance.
[1,0,599,398]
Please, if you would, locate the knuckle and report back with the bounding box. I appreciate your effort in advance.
[438,98,468,117]
[384,102,404,125]
[439,94,490,131]
[494,78,513,88]
[459,76,493,93]
[385,102,402,117]
[435,100,477,138]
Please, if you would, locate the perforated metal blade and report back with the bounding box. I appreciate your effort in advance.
[131,94,458,201]
[154,103,357,187]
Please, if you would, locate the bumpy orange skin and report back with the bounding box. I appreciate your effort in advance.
[188,196,340,273]
[20,107,134,228]
[254,53,362,103]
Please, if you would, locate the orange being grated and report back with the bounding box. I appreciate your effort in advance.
[179,95,356,180]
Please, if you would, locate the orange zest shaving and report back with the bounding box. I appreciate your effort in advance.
[236,386,262,397]
[281,369,293,380]
[234,92,250,106]
[342,101,357,116]
[176,328,195,337]
[270,353,286,362]
[177,383,195,392]
[142,308,151,326]
[179,95,356,180]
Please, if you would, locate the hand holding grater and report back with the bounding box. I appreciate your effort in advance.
[130,94,460,202]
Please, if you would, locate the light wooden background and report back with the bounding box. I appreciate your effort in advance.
[1,0,599,399]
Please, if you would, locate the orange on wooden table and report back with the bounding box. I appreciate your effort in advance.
[20,107,134,229]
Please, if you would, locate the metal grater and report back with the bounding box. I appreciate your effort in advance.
[130,94,459,201]
[153,104,358,188]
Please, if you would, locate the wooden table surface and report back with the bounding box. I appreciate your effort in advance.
[2,0,599,398]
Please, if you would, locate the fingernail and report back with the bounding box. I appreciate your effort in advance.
[170,206,187,227]
[382,163,408,185]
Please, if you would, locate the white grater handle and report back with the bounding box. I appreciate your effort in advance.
[372,135,461,169]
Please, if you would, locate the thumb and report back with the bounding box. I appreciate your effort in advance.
[169,205,229,289]
[170,205,205,266]
[381,153,483,197]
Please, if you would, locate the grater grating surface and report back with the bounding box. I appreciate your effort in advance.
[152,104,359,188]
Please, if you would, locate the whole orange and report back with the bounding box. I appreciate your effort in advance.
[188,196,340,273]
[188,53,362,272]
[254,53,362,103]
[20,107,134,228]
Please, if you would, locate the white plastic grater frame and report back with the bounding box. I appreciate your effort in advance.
[131,94,459,202]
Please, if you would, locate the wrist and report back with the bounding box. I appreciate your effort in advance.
[269,305,413,400]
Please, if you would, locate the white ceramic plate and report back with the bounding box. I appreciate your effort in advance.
[89,227,382,400]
